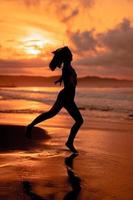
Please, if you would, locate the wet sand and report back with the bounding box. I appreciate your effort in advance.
[0,120,133,200]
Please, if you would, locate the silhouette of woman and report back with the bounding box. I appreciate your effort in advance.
[26,46,83,153]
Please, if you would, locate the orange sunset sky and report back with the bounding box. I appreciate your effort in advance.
[0,0,133,79]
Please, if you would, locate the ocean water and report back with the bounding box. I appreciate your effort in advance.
[0,86,133,122]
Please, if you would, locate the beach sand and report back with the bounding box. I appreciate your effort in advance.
[0,115,133,200]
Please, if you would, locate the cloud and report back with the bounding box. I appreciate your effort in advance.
[0,58,47,68]
[3,0,41,6]
[22,0,95,8]
[71,18,133,79]
[70,18,133,57]
[22,0,41,7]
[3,0,95,25]
[80,0,95,7]
[47,2,79,23]
[58,0,94,22]
[68,29,97,52]
[21,0,94,23]
[98,18,133,53]
[62,8,79,22]
[0,57,59,76]
[90,18,133,68]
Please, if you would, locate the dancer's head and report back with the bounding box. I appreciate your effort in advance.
[49,46,72,71]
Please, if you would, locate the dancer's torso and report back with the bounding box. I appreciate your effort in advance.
[62,65,77,89]
[61,65,77,102]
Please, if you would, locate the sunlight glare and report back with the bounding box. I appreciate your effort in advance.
[22,32,53,56]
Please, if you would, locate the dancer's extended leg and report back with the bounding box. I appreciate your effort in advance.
[26,94,63,138]
[65,102,84,153]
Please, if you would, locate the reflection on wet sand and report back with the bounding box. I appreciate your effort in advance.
[64,153,81,200]
[23,181,45,200]
[22,153,81,200]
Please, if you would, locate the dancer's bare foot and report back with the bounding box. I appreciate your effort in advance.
[25,124,33,139]
[65,142,78,154]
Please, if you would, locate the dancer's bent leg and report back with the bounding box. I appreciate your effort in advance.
[65,102,84,153]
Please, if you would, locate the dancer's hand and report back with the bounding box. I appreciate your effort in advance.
[54,78,62,85]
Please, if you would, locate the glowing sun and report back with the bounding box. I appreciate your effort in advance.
[22,32,52,56]
[25,45,41,56]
